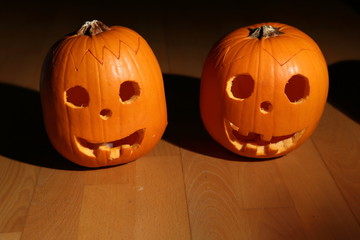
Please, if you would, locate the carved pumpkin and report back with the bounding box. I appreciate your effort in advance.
[200,22,328,158]
[40,20,167,167]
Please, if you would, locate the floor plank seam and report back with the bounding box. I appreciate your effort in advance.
[178,147,193,240]
[310,137,360,227]
[19,165,41,240]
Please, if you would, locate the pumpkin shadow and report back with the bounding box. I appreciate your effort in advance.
[162,74,253,161]
[328,60,360,123]
[0,83,89,170]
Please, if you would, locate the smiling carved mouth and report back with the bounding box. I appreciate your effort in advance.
[75,129,145,160]
[224,120,304,156]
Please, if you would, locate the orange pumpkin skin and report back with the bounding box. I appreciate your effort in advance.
[200,22,328,158]
[40,21,167,167]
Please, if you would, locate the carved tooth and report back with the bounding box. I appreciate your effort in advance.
[267,142,280,154]
[238,129,249,137]
[275,141,285,153]
[93,148,104,158]
[261,134,272,142]
[120,144,133,158]
[93,145,111,159]
[265,144,279,155]
[109,147,120,160]
[132,143,140,150]
[282,138,293,150]
[243,143,258,154]
[256,146,265,155]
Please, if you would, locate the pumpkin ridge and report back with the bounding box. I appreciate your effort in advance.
[216,46,230,68]
[98,34,121,59]
[219,38,255,67]
[51,40,68,66]
[220,55,245,68]
[120,36,141,55]
[63,38,78,155]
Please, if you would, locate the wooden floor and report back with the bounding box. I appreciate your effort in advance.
[1,1,360,239]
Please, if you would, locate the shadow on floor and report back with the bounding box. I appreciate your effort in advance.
[4,65,356,169]
[0,79,242,171]
[2,73,296,169]
[162,74,250,161]
[328,60,360,123]
[0,83,88,170]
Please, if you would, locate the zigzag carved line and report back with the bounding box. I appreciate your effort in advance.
[262,48,311,66]
[53,37,141,71]
[219,48,312,68]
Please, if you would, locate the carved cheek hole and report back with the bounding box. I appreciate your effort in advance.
[65,86,89,108]
[100,109,112,120]
[285,74,310,103]
[260,101,272,113]
[227,74,254,100]
[119,81,140,103]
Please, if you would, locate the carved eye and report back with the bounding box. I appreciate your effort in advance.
[65,86,89,107]
[227,74,255,100]
[119,81,140,103]
[285,74,310,103]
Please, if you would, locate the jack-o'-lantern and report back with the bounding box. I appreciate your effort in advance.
[200,22,328,158]
[40,20,167,167]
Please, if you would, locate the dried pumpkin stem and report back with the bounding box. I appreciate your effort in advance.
[248,25,284,39]
[77,20,110,36]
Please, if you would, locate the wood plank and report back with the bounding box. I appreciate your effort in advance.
[0,158,39,233]
[312,104,360,222]
[244,208,307,240]
[0,1,359,240]
[132,156,191,240]
[77,161,138,240]
[278,140,360,239]
[77,184,136,240]
[79,156,190,240]
[81,141,179,187]
[0,232,22,240]
[21,169,84,240]
[182,149,305,239]
[240,161,294,209]
[145,140,180,157]
[21,155,190,240]
[82,159,137,186]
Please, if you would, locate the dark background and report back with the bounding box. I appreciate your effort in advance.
[0,0,359,168]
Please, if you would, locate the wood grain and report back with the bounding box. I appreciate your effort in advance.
[21,169,84,240]
[78,184,136,240]
[0,232,22,240]
[181,149,306,239]
[0,158,38,233]
[0,1,359,239]
[312,104,360,222]
[278,138,360,239]
[132,156,191,240]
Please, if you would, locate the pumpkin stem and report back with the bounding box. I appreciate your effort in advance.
[77,20,110,36]
[248,25,284,39]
